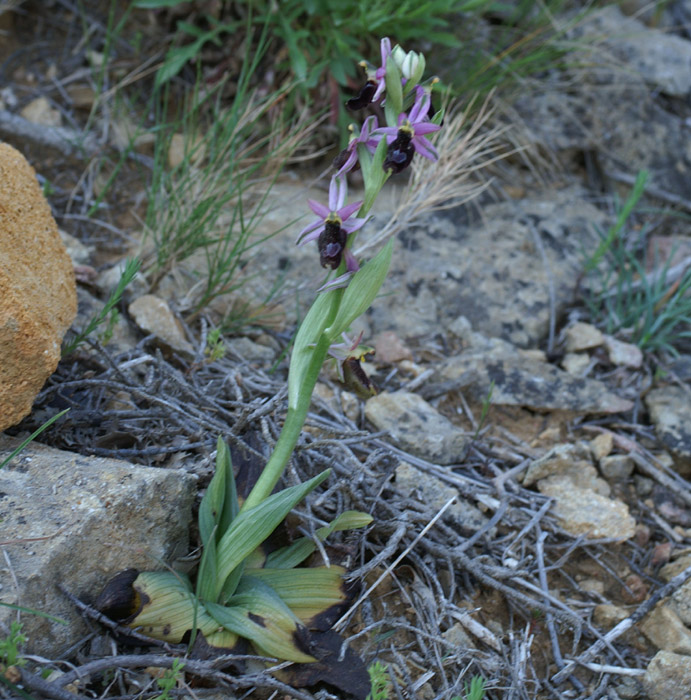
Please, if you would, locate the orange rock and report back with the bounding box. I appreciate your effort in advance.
[0,143,76,431]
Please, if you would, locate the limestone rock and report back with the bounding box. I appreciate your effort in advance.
[581,6,691,97]
[128,294,194,355]
[564,322,603,352]
[561,352,590,376]
[20,96,62,126]
[641,606,691,654]
[599,454,635,481]
[0,436,196,658]
[436,351,633,414]
[540,480,636,539]
[0,143,77,431]
[524,442,607,493]
[670,579,691,628]
[366,188,606,347]
[365,391,468,465]
[603,335,643,369]
[643,651,691,700]
[645,386,691,476]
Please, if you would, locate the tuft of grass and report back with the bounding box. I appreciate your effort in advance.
[141,21,315,330]
[583,172,691,355]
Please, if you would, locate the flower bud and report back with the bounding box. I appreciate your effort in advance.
[391,46,425,85]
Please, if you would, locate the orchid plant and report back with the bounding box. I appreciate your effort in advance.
[97,38,443,667]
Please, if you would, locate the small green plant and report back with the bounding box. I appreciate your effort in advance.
[204,328,226,362]
[452,675,487,700]
[583,171,691,354]
[62,258,140,356]
[0,622,27,668]
[366,660,391,700]
[152,658,185,700]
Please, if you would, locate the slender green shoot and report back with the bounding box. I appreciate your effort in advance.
[0,603,67,626]
[62,258,140,356]
[0,409,70,470]
[585,170,648,272]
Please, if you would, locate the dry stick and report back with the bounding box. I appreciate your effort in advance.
[535,530,585,695]
[579,662,645,677]
[333,497,457,631]
[51,654,317,700]
[18,667,80,700]
[552,563,691,685]
[0,110,98,156]
[526,219,557,356]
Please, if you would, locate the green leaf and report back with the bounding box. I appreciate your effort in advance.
[243,567,347,624]
[384,56,403,127]
[205,578,315,662]
[155,39,205,88]
[266,510,373,569]
[213,470,330,600]
[325,240,393,343]
[288,289,339,410]
[196,532,218,602]
[586,170,648,272]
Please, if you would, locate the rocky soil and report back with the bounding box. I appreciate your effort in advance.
[1,2,691,700]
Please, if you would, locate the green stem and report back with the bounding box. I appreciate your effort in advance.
[240,332,332,513]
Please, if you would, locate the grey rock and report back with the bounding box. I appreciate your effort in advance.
[436,350,633,414]
[539,480,636,539]
[670,580,691,628]
[514,57,691,202]
[228,336,276,364]
[564,322,604,352]
[599,454,635,481]
[645,386,691,475]
[365,391,468,465]
[643,651,691,700]
[128,294,195,355]
[604,335,643,369]
[395,461,490,533]
[0,437,196,657]
[580,6,691,97]
[641,606,691,654]
[523,442,604,490]
[367,188,605,347]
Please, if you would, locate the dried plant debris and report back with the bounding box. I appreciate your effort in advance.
[5,326,689,700]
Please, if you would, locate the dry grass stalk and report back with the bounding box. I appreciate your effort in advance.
[355,92,517,257]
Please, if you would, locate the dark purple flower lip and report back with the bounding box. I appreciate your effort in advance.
[342,356,378,399]
[318,220,348,269]
[346,80,377,111]
[383,128,415,174]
